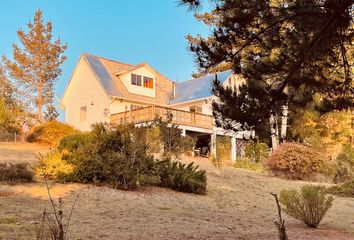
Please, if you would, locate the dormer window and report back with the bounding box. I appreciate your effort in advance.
[131,74,142,86]
[143,76,153,89]
[131,73,154,89]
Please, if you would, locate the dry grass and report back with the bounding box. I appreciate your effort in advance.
[0,143,49,164]
[0,144,353,240]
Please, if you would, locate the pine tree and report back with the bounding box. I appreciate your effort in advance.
[2,9,67,123]
[0,66,14,107]
[44,104,59,121]
[181,0,353,147]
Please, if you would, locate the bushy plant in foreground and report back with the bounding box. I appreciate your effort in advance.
[35,150,75,180]
[47,123,207,194]
[156,157,207,195]
[266,143,333,181]
[27,121,79,147]
[61,123,158,189]
[280,185,334,228]
[0,163,34,183]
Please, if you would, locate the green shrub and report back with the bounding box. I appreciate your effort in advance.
[266,143,333,181]
[0,163,34,183]
[212,135,231,169]
[145,126,162,153]
[334,145,354,183]
[27,121,79,147]
[280,185,334,228]
[61,123,158,189]
[156,157,207,195]
[245,141,269,162]
[326,180,354,198]
[234,157,265,172]
[35,150,75,180]
[153,114,196,159]
[58,133,91,152]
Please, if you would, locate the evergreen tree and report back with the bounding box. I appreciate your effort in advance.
[0,65,14,107]
[3,9,67,123]
[181,0,353,146]
[44,104,59,121]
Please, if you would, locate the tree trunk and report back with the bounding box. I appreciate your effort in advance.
[270,114,279,151]
[37,82,43,123]
[280,105,288,143]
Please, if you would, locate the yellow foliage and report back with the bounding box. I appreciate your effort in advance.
[35,150,75,179]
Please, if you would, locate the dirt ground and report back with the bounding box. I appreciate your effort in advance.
[0,143,353,240]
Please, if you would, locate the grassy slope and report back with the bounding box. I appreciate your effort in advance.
[0,144,353,240]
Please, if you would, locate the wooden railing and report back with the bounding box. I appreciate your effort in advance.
[110,106,213,129]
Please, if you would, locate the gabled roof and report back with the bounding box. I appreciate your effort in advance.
[82,53,175,106]
[170,70,233,105]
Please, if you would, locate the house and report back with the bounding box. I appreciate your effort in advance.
[60,53,251,160]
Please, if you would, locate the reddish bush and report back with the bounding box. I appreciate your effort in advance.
[27,121,79,147]
[266,143,333,181]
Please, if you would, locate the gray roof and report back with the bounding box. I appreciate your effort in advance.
[84,54,124,96]
[170,70,233,105]
[82,53,233,105]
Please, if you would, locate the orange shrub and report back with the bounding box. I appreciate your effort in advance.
[266,143,333,181]
[27,121,79,147]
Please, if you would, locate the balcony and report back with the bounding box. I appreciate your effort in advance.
[110,106,213,130]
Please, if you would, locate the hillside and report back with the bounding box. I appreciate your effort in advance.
[0,143,353,240]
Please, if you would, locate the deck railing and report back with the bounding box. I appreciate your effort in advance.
[110,106,213,129]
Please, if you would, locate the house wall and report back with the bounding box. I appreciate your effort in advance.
[109,99,149,114]
[172,99,213,116]
[64,57,109,131]
[119,66,156,98]
[223,74,245,90]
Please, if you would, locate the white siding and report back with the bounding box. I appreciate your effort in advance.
[119,66,156,98]
[64,58,109,131]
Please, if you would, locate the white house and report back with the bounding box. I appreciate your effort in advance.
[60,53,250,159]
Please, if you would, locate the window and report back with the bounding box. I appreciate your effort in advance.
[190,105,202,113]
[131,74,142,86]
[130,104,143,110]
[131,73,154,89]
[80,106,87,121]
[143,76,153,89]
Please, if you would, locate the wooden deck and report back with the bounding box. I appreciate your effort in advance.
[110,106,213,129]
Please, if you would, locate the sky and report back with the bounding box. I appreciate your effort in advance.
[0,0,211,120]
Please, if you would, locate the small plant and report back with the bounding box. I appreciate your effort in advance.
[153,113,196,159]
[234,157,265,172]
[212,135,231,169]
[279,185,334,228]
[156,157,207,195]
[333,145,354,183]
[36,177,79,240]
[326,180,354,198]
[0,163,34,183]
[270,193,288,240]
[245,141,269,162]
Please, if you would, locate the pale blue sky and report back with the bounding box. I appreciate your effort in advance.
[0,0,210,119]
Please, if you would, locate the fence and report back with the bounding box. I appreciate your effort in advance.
[0,131,21,142]
[110,106,213,129]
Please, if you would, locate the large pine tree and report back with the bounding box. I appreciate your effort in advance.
[181,0,353,145]
[3,9,67,123]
